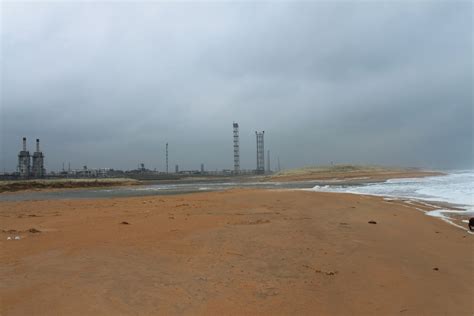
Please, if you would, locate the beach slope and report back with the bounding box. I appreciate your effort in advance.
[1,189,472,315]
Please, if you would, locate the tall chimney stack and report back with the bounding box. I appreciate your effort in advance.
[32,138,45,178]
[18,137,31,178]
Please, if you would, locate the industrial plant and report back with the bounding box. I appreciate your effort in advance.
[17,137,45,179]
[234,123,270,175]
[2,123,273,180]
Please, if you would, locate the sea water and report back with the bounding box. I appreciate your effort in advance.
[310,170,474,232]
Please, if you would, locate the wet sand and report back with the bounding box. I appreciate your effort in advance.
[1,189,473,315]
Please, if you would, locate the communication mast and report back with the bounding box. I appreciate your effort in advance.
[166,143,169,173]
[255,131,265,174]
[233,123,240,174]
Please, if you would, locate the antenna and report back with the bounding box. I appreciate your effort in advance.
[267,150,270,173]
[166,143,169,174]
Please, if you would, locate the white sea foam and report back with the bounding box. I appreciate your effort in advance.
[426,210,474,234]
[311,171,473,209]
[310,170,474,232]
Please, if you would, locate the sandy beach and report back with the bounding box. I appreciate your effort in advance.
[3,0,472,314]
[1,188,473,315]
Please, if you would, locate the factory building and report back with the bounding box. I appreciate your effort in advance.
[17,137,45,179]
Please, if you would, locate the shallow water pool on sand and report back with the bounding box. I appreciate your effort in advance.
[0,180,320,202]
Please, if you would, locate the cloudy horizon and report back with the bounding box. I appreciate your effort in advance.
[1,1,472,172]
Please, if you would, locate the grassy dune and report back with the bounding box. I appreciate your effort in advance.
[0,178,140,193]
[268,164,442,182]
[274,164,394,175]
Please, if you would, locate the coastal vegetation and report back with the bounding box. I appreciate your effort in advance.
[0,178,139,193]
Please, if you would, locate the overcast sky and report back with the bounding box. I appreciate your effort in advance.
[1,1,472,172]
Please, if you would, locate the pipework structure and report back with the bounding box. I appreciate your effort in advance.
[17,137,31,178]
[255,131,265,174]
[233,122,240,174]
[32,139,45,178]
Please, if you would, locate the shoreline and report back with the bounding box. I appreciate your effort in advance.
[0,170,444,199]
[378,196,472,234]
[0,169,443,194]
[2,171,471,234]
[301,189,474,232]
[303,171,473,234]
[3,170,471,233]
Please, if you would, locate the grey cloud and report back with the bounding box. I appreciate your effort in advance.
[1,1,472,172]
